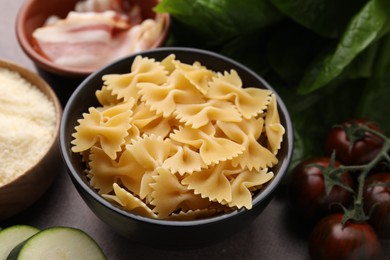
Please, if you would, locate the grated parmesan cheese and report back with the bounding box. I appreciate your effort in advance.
[0,68,56,186]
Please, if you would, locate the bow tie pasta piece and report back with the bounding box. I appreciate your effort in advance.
[227,168,274,209]
[125,135,172,171]
[207,70,273,119]
[217,118,278,171]
[131,102,178,138]
[95,85,122,106]
[170,125,245,165]
[217,117,263,143]
[172,59,214,95]
[102,56,168,102]
[182,161,242,204]
[159,54,176,74]
[175,100,242,129]
[138,70,204,118]
[88,147,145,195]
[150,168,211,219]
[71,102,133,160]
[103,183,158,218]
[138,170,157,203]
[231,139,278,171]
[265,94,285,155]
[162,144,207,175]
[131,102,160,129]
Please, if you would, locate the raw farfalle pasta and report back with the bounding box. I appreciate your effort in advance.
[103,55,168,102]
[228,168,273,209]
[172,59,214,95]
[103,183,158,218]
[71,102,133,160]
[265,94,285,155]
[139,70,204,117]
[175,99,242,129]
[216,118,278,171]
[150,167,211,219]
[71,54,285,220]
[207,70,273,119]
[182,161,242,203]
[162,144,206,175]
[170,124,245,165]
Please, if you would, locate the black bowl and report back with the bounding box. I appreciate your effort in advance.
[60,47,294,247]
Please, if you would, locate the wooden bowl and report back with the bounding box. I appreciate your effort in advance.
[0,59,62,221]
[15,0,170,78]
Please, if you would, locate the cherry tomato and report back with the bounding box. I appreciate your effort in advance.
[309,213,382,260]
[288,157,353,220]
[325,119,383,165]
[363,172,390,240]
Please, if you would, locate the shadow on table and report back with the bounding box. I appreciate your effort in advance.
[273,184,314,239]
[98,219,259,260]
[36,67,87,107]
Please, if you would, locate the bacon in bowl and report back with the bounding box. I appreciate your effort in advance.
[16,0,170,77]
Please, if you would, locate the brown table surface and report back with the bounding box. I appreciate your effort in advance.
[1,1,389,259]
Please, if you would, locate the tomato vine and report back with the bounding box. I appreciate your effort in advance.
[328,121,389,225]
[288,119,390,259]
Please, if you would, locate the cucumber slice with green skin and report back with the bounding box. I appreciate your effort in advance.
[7,226,106,260]
[0,225,40,260]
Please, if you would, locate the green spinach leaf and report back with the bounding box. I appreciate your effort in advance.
[266,21,327,84]
[297,0,388,94]
[269,0,366,38]
[358,35,390,134]
[155,0,283,46]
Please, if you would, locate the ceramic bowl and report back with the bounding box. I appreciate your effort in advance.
[15,0,170,78]
[0,59,62,221]
[60,47,294,246]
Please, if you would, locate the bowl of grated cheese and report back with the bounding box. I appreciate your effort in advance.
[0,59,62,221]
[15,0,170,78]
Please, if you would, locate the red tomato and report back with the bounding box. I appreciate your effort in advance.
[288,157,353,220]
[363,172,390,240]
[325,119,383,165]
[309,214,382,260]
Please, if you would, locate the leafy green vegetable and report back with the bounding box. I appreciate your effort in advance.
[269,0,366,38]
[358,35,390,134]
[266,22,327,84]
[297,0,388,94]
[342,43,379,79]
[155,0,283,46]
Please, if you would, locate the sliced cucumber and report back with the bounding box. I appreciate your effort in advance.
[0,225,40,260]
[7,226,106,260]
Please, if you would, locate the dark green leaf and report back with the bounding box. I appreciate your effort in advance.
[358,35,390,134]
[155,0,284,46]
[266,22,327,83]
[269,0,366,38]
[220,32,271,76]
[297,0,388,94]
[342,43,379,79]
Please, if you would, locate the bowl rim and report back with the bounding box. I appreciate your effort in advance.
[0,58,62,188]
[15,0,171,78]
[60,47,294,227]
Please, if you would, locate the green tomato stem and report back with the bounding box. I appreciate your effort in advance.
[337,124,390,224]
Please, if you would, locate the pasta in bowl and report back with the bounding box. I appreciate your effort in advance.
[60,47,293,246]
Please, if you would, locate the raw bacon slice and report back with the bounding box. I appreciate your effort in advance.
[32,11,134,70]
[32,0,166,72]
